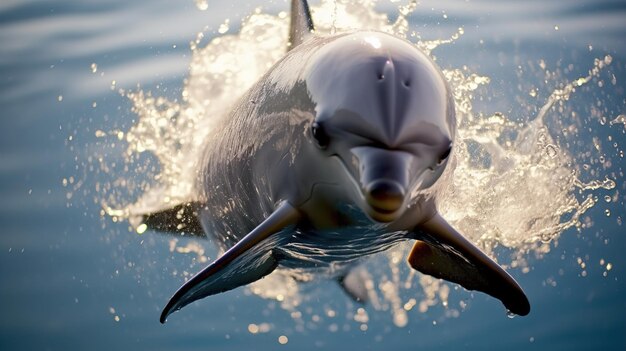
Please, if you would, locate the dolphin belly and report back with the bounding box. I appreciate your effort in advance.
[276,226,409,271]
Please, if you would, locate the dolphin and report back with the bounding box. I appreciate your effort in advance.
[142,0,530,323]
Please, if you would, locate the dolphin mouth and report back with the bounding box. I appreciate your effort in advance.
[364,204,405,223]
[328,154,411,223]
[363,179,407,223]
[370,205,398,215]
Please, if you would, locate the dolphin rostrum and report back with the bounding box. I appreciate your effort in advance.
[141,0,530,323]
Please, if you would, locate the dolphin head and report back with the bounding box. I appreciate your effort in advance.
[304,32,455,223]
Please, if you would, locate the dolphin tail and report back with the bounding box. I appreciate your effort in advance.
[160,201,301,323]
[132,202,205,238]
[288,0,315,51]
[408,213,530,316]
[337,266,371,303]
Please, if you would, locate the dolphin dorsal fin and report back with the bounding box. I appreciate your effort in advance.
[288,0,315,51]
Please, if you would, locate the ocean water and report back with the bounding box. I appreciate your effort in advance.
[1,0,625,350]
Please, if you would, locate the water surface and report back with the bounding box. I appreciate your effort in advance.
[1,0,625,350]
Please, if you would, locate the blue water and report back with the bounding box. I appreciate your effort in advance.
[1,0,625,350]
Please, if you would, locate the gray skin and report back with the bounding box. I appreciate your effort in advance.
[199,32,452,252]
[154,4,530,322]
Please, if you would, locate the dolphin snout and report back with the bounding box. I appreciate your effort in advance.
[365,180,405,213]
[349,146,413,222]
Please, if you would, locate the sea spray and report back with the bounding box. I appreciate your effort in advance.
[86,0,619,327]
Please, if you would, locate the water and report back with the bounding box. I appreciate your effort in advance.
[1,0,625,350]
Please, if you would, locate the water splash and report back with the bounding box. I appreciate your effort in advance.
[194,0,208,12]
[90,0,620,328]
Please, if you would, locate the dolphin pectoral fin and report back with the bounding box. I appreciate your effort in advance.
[160,201,300,323]
[135,202,205,237]
[288,0,314,51]
[163,250,279,321]
[409,213,530,316]
[337,266,371,303]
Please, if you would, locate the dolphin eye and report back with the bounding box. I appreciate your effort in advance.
[311,122,329,148]
[437,145,452,165]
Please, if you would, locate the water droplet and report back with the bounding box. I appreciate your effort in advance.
[609,114,626,130]
[539,59,547,70]
[90,63,98,73]
[195,0,208,11]
[545,144,558,158]
[248,324,259,334]
[278,335,288,344]
[540,232,553,243]
[218,19,230,34]
[136,223,147,234]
